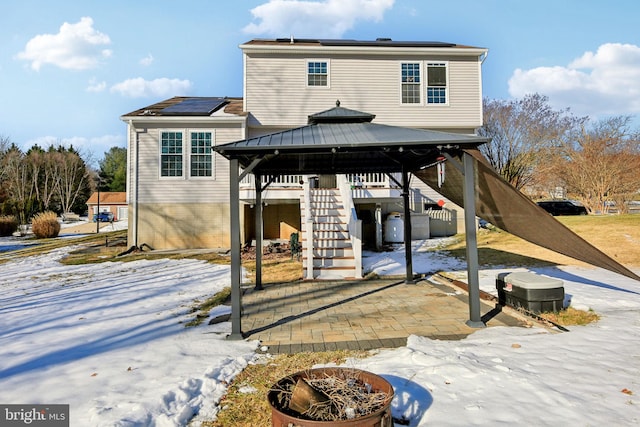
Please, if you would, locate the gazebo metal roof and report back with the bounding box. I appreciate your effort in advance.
[215,103,489,175]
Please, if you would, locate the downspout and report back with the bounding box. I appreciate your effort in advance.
[130,122,146,249]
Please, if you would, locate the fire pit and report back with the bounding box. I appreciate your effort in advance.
[268,367,394,426]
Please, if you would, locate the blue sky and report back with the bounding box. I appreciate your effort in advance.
[2,0,639,165]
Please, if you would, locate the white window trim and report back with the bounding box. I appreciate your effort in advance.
[188,129,216,180]
[306,59,330,88]
[399,61,423,106]
[159,129,186,180]
[426,61,450,107]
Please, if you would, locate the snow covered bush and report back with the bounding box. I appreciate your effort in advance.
[0,215,18,236]
[31,211,60,238]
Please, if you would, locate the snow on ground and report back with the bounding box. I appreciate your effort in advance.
[0,245,257,426]
[355,241,640,426]
[0,237,639,426]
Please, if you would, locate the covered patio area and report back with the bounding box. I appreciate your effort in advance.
[215,103,491,340]
[241,276,526,354]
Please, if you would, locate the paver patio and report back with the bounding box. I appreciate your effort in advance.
[241,277,526,354]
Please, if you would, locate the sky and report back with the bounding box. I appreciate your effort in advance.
[1,228,639,425]
[2,0,640,165]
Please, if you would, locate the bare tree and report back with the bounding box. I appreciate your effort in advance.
[53,148,91,214]
[478,93,586,190]
[2,146,36,226]
[27,147,60,211]
[553,116,640,213]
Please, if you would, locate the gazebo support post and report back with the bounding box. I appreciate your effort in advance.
[228,158,244,340]
[462,151,485,328]
[254,173,263,291]
[402,167,414,284]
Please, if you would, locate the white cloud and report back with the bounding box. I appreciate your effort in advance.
[243,0,395,38]
[17,17,112,71]
[86,79,107,93]
[508,43,640,117]
[110,77,193,98]
[140,54,154,66]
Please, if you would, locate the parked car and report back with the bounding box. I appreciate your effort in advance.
[536,200,588,216]
[93,212,114,222]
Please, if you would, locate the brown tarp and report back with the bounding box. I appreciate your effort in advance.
[414,148,640,282]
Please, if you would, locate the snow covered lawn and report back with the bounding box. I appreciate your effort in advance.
[0,239,639,426]
[0,246,257,426]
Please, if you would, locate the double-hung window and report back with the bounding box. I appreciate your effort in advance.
[401,63,421,104]
[426,62,448,104]
[190,131,213,177]
[160,131,183,177]
[307,60,328,87]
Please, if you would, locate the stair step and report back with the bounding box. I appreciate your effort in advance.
[302,240,351,249]
[305,257,355,268]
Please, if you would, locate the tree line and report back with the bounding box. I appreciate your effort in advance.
[1,93,639,226]
[0,139,126,225]
[479,93,640,214]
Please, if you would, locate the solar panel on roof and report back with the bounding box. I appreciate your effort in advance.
[160,98,226,115]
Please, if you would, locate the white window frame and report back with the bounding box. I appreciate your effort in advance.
[400,62,422,105]
[188,130,216,179]
[159,129,185,179]
[426,61,449,106]
[306,59,330,88]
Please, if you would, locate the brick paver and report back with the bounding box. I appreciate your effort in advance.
[241,277,525,353]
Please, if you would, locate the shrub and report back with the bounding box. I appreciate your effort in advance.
[0,215,19,237]
[31,211,61,239]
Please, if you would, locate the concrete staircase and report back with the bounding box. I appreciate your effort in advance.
[301,188,357,279]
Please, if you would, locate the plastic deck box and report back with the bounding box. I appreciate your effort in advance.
[496,272,564,313]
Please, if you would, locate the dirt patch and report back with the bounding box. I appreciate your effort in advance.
[241,243,295,261]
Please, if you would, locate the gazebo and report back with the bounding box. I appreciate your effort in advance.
[215,103,640,340]
[215,103,490,339]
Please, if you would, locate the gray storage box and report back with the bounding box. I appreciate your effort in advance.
[496,272,564,313]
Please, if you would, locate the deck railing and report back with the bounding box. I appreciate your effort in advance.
[240,174,304,187]
[240,173,401,189]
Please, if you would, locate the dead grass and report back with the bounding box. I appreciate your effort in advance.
[202,350,369,427]
[61,246,230,265]
[0,230,129,265]
[184,287,231,327]
[442,214,640,267]
[539,307,601,326]
[244,257,303,285]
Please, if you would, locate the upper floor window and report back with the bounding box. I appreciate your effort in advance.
[401,63,421,104]
[307,61,328,86]
[160,131,183,177]
[426,62,447,104]
[190,131,213,177]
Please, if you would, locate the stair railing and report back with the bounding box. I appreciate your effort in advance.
[337,174,363,278]
[302,177,314,279]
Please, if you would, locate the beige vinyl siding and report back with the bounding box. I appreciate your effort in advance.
[134,123,242,204]
[244,53,483,129]
[128,202,238,249]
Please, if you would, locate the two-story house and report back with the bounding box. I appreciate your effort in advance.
[121,38,488,278]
